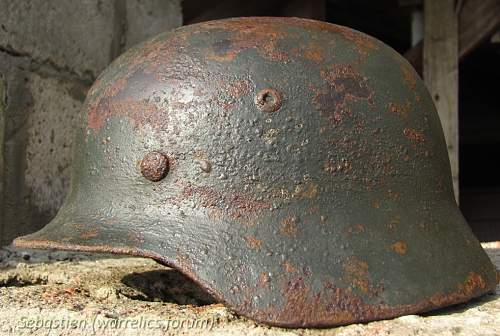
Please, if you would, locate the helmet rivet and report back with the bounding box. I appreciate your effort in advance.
[140,151,169,182]
[255,88,283,113]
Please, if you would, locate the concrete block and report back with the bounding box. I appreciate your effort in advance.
[0,0,119,79]
[124,0,183,49]
[25,73,88,218]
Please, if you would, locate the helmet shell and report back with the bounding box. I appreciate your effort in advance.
[15,17,498,327]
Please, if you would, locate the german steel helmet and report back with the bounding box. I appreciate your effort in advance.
[14,17,498,327]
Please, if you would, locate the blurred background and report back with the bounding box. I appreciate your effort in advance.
[1,0,499,246]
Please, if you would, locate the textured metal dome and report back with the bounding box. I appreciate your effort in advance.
[14,17,498,328]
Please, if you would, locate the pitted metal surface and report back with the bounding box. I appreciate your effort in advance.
[14,17,498,328]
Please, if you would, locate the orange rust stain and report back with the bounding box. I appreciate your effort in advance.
[280,216,298,236]
[372,200,380,209]
[174,185,269,220]
[204,22,290,62]
[296,19,378,57]
[292,42,325,64]
[240,252,495,327]
[400,62,417,91]
[303,44,325,63]
[88,98,163,131]
[391,241,408,255]
[343,256,374,295]
[218,78,253,99]
[403,128,425,142]
[459,272,486,296]
[294,182,318,199]
[347,224,365,235]
[245,235,262,250]
[320,64,368,94]
[257,272,271,288]
[228,79,253,98]
[80,228,99,239]
[315,64,372,125]
[282,261,297,273]
[388,100,411,120]
[242,269,496,327]
[323,159,352,174]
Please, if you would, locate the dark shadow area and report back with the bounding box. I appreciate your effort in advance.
[459,41,500,242]
[121,269,216,306]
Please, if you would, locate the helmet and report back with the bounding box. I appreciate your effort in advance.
[14,17,498,327]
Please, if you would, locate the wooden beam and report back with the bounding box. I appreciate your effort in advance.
[405,0,500,74]
[423,0,459,202]
[0,74,5,243]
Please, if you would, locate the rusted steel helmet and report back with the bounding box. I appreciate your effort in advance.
[14,17,498,327]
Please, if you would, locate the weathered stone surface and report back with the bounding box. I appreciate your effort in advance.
[0,73,5,245]
[0,53,38,245]
[25,73,87,217]
[0,1,182,245]
[0,0,118,80]
[124,0,183,49]
[0,52,90,245]
[0,246,498,335]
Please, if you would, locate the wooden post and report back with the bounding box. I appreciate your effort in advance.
[406,0,500,74]
[0,74,5,243]
[423,0,459,202]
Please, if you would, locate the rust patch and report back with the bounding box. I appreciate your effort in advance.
[314,64,373,125]
[204,21,290,62]
[400,62,417,91]
[391,241,408,255]
[245,235,262,250]
[458,272,486,296]
[291,42,325,64]
[282,261,297,273]
[173,185,270,220]
[346,224,365,235]
[388,100,411,120]
[293,182,318,199]
[80,228,99,239]
[403,128,425,142]
[228,79,253,99]
[296,19,378,57]
[88,98,164,132]
[323,159,352,174]
[343,256,373,294]
[280,216,298,236]
[246,265,493,327]
[257,272,271,288]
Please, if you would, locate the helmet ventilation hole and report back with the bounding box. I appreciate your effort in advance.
[255,88,283,113]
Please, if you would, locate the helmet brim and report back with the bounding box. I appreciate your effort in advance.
[13,199,499,328]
